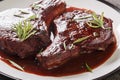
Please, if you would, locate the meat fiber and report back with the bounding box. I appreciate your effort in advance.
[37,7,115,69]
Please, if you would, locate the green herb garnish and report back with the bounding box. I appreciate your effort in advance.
[13,21,36,41]
[14,14,24,18]
[7,59,24,71]
[87,12,104,29]
[38,48,43,54]
[63,41,67,50]
[19,10,29,14]
[73,35,90,44]
[14,10,29,18]
[31,3,40,10]
[85,63,92,72]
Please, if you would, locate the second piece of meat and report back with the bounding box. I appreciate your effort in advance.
[37,7,115,69]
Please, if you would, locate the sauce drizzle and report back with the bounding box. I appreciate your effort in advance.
[0,40,116,77]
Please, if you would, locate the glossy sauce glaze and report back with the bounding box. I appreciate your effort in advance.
[36,7,115,69]
[0,7,117,77]
[0,40,116,77]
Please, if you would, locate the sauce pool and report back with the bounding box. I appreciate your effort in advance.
[0,40,117,77]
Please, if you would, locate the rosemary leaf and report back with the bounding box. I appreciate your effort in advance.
[7,59,24,71]
[38,48,43,54]
[85,63,92,72]
[63,41,67,50]
[100,12,104,26]
[13,21,36,41]
[73,35,90,44]
[87,21,101,28]
[87,12,104,29]
[92,12,98,21]
[31,4,40,10]
[14,14,24,18]
[19,10,29,14]
[24,30,36,41]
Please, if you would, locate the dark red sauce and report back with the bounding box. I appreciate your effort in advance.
[0,7,117,77]
[0,40,117,77]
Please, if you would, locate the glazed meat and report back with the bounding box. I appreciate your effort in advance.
[0,0,66,58]
[37,7,115,69]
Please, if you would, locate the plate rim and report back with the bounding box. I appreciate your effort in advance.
[0,0,120,80]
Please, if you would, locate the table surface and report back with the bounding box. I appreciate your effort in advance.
[0,0,120,80]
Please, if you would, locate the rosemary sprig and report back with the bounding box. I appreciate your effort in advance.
[85,63,92,72]
[14,10,29,18]
[13,21,36,41]
[31,3,45,10]
[31,3,40,10]
[38,48,43,54]
[7,59,24,71]
[73,35,90,44]
[87,12,104,29]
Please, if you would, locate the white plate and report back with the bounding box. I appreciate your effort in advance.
[0,0,120,80]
